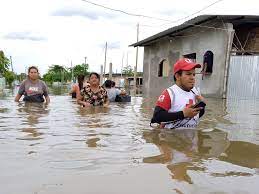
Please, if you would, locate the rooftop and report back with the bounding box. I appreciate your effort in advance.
[130,15,259,47]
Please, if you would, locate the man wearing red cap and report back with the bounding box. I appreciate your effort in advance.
[151,58,206,129]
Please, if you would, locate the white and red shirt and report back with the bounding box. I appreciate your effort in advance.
[156,84,200,129]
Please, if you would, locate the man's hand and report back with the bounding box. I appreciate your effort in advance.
[196,95,206,103]
[183,106,203,118]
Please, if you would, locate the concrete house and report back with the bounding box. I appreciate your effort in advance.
[131,15,259,98]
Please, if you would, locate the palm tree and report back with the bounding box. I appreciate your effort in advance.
[0,50,10,76]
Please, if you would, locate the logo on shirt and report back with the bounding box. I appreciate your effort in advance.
[185,58,193,63]
[186,99,193,107]
[28,87,39,94]
[158,95,165,102]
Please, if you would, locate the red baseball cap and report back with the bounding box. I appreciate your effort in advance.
[173,58,201,75]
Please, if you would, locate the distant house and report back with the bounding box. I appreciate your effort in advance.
[103,73,143,88]
[131,15,259,98]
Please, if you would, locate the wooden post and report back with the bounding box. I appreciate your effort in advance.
[134,23,139,94]
[103,42,107,80]
[109,62,112,80]
[100,65,104,84]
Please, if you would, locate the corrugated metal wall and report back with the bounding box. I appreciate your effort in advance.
[227,56,259,99]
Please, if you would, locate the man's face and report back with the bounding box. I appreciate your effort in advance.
[176,69,196,91]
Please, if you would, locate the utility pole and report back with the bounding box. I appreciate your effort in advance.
[10,56,17,82]
[61,68,64,84]
[126,51,128,66]
[134,23,139,93]
[10,56,14,72]
[109,62,112,80]
[103,42,107,80]
[121,52,124,77]
[100,65,103,84]
[84,56,87,75]
[71,61,74,82]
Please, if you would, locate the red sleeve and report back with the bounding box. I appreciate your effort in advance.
[156,89,171,111]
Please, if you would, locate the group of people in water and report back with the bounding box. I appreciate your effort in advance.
[15,66,127,106]
[14,58,206,129]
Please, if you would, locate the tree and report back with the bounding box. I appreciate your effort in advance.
[4,71,15,86]
[122,65,134,76]
[43,65,70,83]
[71,63,89,78]
[17,73,27,82]
[0,50,10,75]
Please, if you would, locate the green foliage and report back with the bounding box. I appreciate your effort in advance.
[71,63,89,78]
[17,73,27,82]
[122,65,134,76]
[3,71,15,86]
[43,65,70,83]
[43,64,89,84]
[137,72,143,77]
[0,50,10,75]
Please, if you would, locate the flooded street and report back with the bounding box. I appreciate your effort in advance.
[0,88,259,194]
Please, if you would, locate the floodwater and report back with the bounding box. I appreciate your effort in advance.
[0,87,259,194]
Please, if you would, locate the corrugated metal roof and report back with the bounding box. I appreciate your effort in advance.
[130,15,259,47]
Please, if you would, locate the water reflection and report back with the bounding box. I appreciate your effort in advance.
[142,128,259,185]
[48,85,70,96]
[16,102,49,141]
[0,87,259,194]
[220,141,259,168]
[143,129,203,184]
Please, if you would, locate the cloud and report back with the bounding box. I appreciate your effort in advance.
[98,42,120,50]
[157,8,189,19]
[108,42,120,49]
[51,7,117,20]
[4,31,47,41]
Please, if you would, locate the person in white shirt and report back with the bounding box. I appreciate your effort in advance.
[104,80,126,102]
[151,58,206,129]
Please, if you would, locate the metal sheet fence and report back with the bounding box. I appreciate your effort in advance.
[228,56,259,99]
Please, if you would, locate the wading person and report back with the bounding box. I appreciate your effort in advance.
[15,66,50,104]
[77,72,109,107]
[69,74,85,99]
[151,58,206,129]
[103,80,126,102]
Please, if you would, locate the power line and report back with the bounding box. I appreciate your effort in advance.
[81,0,172,22]
[81,0,225,27]
[139,0,225,29]
[160,0,225,26]
[80,0,229,39]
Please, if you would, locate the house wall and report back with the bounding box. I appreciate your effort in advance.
[143,22,234,98]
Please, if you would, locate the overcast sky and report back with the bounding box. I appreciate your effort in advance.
[1,0,259,75]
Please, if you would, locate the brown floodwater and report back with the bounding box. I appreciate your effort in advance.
[0,87,258,194]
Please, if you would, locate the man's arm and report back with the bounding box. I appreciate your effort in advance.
[152,87,203,123]
[151,89,184,123]
[152,106,202,123]
[151,106,185,123]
